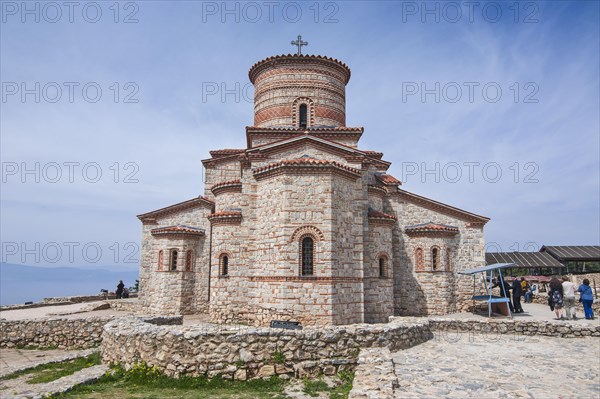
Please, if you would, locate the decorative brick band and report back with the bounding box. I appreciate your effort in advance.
[248,276,364,283]
[207,211,242,225]
[210,180,242,196]
[249,54,351,84]
[368,210,397,226]
[405,222,459,237]
[253,158,361,181]
[367,185,388,197]
[151,225,206,239]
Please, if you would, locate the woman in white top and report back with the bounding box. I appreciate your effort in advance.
[562,275,577,320]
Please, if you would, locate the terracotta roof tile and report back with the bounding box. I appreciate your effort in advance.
[210,180,242,191]
[246,126,364,132]
[375,173,401,186]
[151,225,205,236]
[405,222,459,234]
[253,157,361,175]
[368,210,398,221]
[249,54,351,84]
[363,150,384,159]
[208,211,242,219]
[209,149,245,158]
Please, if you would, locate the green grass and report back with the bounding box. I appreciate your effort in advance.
[51,370,289,399]
[0,353,101,384]
[302,371,354,399]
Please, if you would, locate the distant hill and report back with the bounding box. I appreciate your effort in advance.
[0,263,139,306]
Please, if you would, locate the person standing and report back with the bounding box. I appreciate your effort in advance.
[512,277,524,313]
[494,274,514,313]
[561,276,577,320]
[578,279,595,320]
[116,280,125,299]
[549,277,564,320]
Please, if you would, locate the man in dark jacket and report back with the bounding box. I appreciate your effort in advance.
[116,280,125,299]
[512,277,524,313]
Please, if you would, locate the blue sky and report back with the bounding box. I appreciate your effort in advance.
[1,0,599,270]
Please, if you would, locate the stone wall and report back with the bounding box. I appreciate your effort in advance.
[138,205,211,316]
[101,316,432,379]
[388,196,486,317]
[0,316,115,349]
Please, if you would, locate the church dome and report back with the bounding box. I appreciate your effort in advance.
[248,54,351,129]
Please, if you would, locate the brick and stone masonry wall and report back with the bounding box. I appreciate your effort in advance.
[101,316,432,379]
[388,196,485,317]
[138,206,211,316]
[0,316,116,349]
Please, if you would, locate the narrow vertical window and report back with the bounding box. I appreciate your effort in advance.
[157,250,164,271]
[220,254,229,276]
[431,247,439,271]
[379,257,386,278]
[415,248,424,271]
[301,236,314,276]
[299,104,308,128]
[170,249,178,271]
[185,250,193,272]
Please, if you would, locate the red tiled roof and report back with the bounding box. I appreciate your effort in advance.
[246,126,364,132]
[137,196,214,221]
[209,149,245,158]
[253,157,361,175]
[405,222,459,234]
[363,150,383,159]
[207,211,242,219]
[210,180,241,191]
[394,189,490,224]
[249,54,351,84]
[151,225,205,236]
[368,210,397,221]
[375,173,401,186]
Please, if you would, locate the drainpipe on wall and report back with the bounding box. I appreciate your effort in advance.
[207,216,213,304]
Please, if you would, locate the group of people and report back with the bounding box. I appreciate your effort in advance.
[548,276,595,320]
[493,274,595,320]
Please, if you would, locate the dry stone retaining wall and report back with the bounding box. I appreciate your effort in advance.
[0,316,115,349]
[101,317,432,379]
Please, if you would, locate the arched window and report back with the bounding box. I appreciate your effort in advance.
[220,254,229,276]
[301,236,314,276]
[379,257,387,278]
[157,249,165,270]
[431,247,440,271]
[445,248,452,271]
[185,250,193,272]
[170,249,178,271]
[415,247,424,271]
[299,104,308,128]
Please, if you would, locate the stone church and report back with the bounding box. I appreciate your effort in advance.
[136,48,489,326]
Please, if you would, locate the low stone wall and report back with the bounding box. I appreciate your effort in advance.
[0,293,138,312]
[0,316,115,349]
[428,318,600,338]
[101,317,433,380]
[107,299,140,313]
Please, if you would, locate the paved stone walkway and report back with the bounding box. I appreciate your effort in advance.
[0,348,97,378]
[0,364,108,399]
[392,333,600,399]
[0,348,105,399]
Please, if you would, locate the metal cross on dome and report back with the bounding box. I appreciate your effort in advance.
[291,35,308,55]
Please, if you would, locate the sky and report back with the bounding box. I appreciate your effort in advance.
[1,0,599,271]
